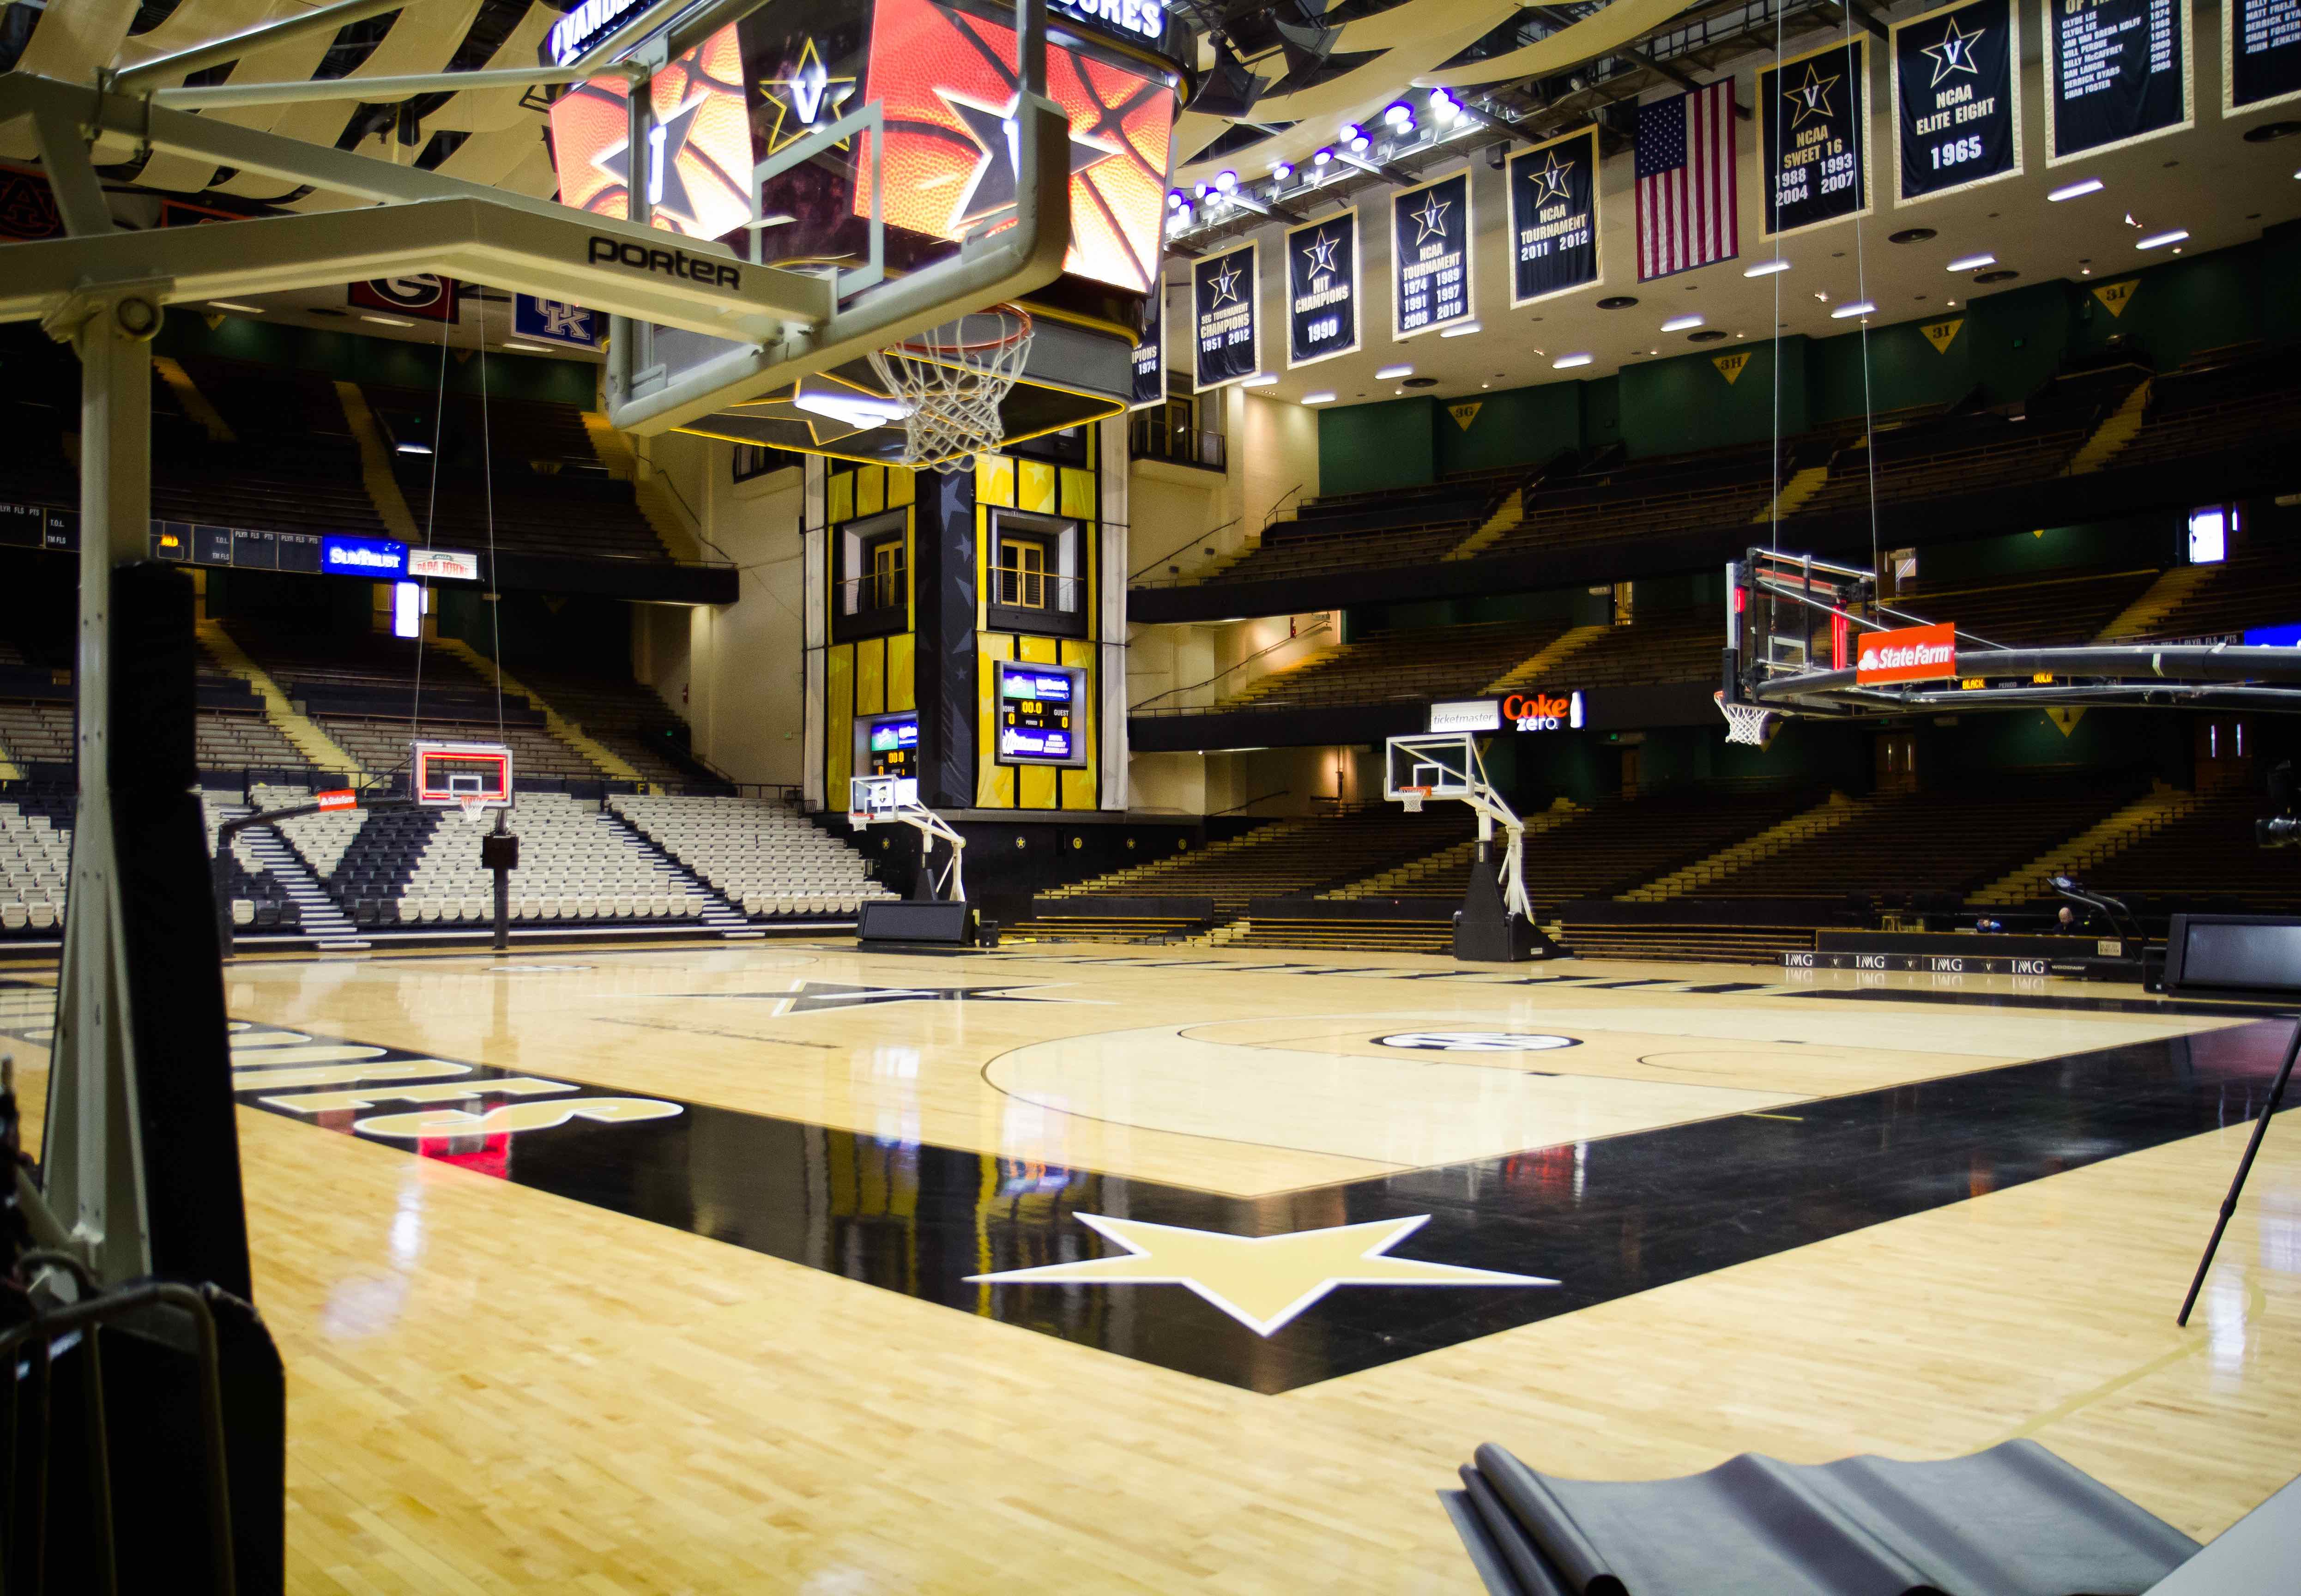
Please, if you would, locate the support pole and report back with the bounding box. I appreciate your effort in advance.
[2178,1016,2301,1325]
[43,287,165,1286]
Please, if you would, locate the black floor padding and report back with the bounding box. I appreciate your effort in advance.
[1443,1439,2200,1596]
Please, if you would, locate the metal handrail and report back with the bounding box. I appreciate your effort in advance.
[1128,612,1333,712]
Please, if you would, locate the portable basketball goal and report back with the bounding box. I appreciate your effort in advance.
[0,0,1070,1288]
[1721,547,2301,732]
[1385,733,1553,961]
[850,776,966,904]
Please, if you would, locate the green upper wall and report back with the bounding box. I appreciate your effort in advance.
[155,314,599,407]
[1318,234,2290,489]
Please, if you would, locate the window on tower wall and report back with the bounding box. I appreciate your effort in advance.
[987,511,1085,638]
[833,508,908,642]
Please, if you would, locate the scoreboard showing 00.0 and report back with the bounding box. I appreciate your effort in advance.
[995,661,1086,767]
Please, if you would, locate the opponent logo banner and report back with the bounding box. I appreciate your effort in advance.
[1391,169,1474,339]
[2047,0,2192,163]
[1855,621,1958,684]
[1508,127,1599,307]
[1286,211,1359,369]
[349,275,458,322]
[2226,0,2301,113]
[514,294,603,349]
[1193,242,1259,392]
[1761,37,1871,237]
[1895,0,2023,202]
[1131,284,1164,409]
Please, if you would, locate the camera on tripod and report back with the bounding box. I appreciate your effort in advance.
[2259,761,2299,849]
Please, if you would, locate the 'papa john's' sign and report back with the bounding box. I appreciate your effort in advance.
[1855,621,1957,684]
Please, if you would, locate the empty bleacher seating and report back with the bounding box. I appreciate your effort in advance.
[2115,351,2301,472]
[1047,808,1474,913]
[2076,789,2301,913]
[0,795,70,934]
[1197,466,1527,585]
[0,701,73,769]
[610,793,892,917]
[511,666,695,785]
[1481,440,1782,560]
[1214,619,1572,709]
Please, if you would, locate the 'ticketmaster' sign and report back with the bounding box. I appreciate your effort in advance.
[1855,621,1957,684]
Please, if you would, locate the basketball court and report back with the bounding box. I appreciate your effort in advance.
[0,937,2292,1587]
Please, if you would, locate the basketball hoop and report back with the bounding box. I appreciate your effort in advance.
[865,304,1033,471]
[1715,690,1778,748]
[452,793,494,827]
[1400,786,1432,813]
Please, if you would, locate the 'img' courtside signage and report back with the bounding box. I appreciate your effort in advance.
[1895,0,2023,202]
[1391,169,1474,339]
[1855,622,1958,685]
[2225,0,2301,113]
[1286,212,1359,368]
[1761,36,1872,237]
[1193,242,1260,391]
[2047,0,2192,162]
[1508,127,1600,306]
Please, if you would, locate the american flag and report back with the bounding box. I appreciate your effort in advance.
[1635,80,1738,281]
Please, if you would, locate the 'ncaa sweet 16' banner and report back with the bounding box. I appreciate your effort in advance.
[1760,36,1872,236]
[1895,0,2024,202]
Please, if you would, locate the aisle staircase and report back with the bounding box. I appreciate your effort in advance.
[1485,627,1608,695]
[1620,793,1866,901]
[1965,785,2201,906]
[432,637,645,786]
[2095,563,2218,641]
[1040,822,1300,899]
[2065,379,2151,476]
[195,621,360,777]
[334,380,423,541]
[598,809,760,937]
[1444,487,1528,561]
[1754,464,1829,523]
[583,413,705,562]
[224,805,367,949]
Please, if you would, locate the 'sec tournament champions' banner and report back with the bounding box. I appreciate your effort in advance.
[1509,128,1600,306]
[1193,242,1259,391]
[1894,0,2023,202]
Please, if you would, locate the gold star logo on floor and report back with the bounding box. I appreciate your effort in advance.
[966,1214,1557,1337]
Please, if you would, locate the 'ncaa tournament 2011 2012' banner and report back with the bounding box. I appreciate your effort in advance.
[1894,0,2023,201]
[1192,242,1259,392]
[2046,0,2192,162]
[1508,128,1600,306]
[1286,211,1360,368]
[1391,169,1474,338]
[1760,36,1872,237]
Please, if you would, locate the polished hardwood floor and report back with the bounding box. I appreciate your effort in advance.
[1,942,2295,1591]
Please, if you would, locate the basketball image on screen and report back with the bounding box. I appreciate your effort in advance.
[548,24,755,241]
[853,0,1173,294]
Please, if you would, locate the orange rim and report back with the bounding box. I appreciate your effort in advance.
[888,302,1033,357]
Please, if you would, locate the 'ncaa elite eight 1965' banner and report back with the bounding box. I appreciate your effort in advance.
[1391,169,1474,339]
[2046,0,2192,162]
[1192,242,1259,392]
[1286,211,1360,368]
[1895,0,2023,201]
[1760,36,1872,237]
[1509,127,1600,306]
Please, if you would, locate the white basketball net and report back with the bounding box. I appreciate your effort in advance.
[453,794,494,826]
[865,305,1034,471]
[1715,691,1777,747]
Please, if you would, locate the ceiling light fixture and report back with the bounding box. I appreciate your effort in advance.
[501,342,551,353]
[1947,253,1995,271]
[1661,314,1705,332]
[1375,363,1413,379]
[1745,259,1791,277]
[1303,391,1336,404]
[2048,177,2104,201]
[1830,301,1877,319]
[1270,160,1292,180]
[2136,228,2189,249]
[206,301,264,314]
[1242,373,1279,387]
[1214,170,1237,192]
[360,314,414,327]
[793,390,912,429]
[1439,321,1482,337]
[1313,147,1333,165]
[394,442,433,455]
[1552,353,1593,369]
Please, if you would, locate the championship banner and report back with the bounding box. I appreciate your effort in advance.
[1192,242,1259,392]
[1509,127,1600,307]
[1391,168,1474,339]
[1894,0,2023,202]
[2046,0,2192,163]
[2226,0,2301,113]
[1131,284,1164,409]
[1285,211,1359,368]
[1760,37,1871,238]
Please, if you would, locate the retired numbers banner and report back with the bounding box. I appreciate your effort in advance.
[2047,0,2192,162]
[2226,0,2301,113]
[1895,0,2023,201]
[1391,169,1474,339]
[1192,242,1259,392]
[1131,283,1164,409]
[1286,211,1360,368]
[1509,128,1600,306]
[1760,36,1872,237]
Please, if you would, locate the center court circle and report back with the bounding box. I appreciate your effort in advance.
[1374,1032,1582,1052]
